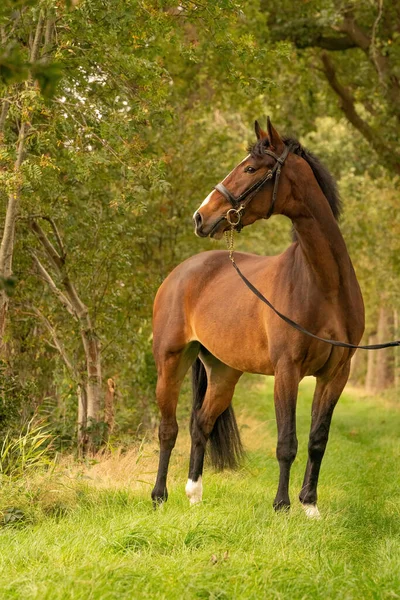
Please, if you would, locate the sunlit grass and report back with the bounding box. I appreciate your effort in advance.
[0,376,399,599]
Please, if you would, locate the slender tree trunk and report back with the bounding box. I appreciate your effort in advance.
[365,333,378,393]
[0,12,46,352]
[80,324,102,452]
[104,378,115,442]
[77,383,88,454]
[349,348,365,385]
[0,122,27,352]
[394,309,399,390]
[30,218,103,453]
[375,306,394,391]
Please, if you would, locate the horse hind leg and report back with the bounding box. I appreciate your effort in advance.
[151,342,199,506]
[299,363,350,518]
[186,351,243,505]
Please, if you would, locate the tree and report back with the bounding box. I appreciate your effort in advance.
[262,0,400,172]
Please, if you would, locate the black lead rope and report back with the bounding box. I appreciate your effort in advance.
[215,143,399,350]
[231,259,400,351]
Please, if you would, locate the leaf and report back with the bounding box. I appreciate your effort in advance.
[31,62,64,98]
[0,276,17,297]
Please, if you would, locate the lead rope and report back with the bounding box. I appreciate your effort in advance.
[225,226,400,351]
[224,224,235,262]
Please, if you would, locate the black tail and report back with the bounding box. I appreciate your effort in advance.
[191,358,244,471]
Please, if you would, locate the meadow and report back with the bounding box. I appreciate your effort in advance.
[0,375,399,600]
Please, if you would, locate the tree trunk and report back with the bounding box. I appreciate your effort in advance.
[375,306,394,391]
[81,326,102,453]
[77,383,88,455]
[0,122,27,352]
[104,378,115,442]
[365,333,378,394]
[30,218,103,454]
[349,348,365,386]
[394,309,400,390]
[0,12,46,352]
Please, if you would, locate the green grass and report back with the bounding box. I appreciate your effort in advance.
[1,376,400,599]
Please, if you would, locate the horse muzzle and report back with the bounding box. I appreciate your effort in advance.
[193,211,226,238]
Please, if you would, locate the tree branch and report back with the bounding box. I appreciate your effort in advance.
[30,219,64,270]
[30,218,88,320]
[45,217,66,259]
[31,253,76,318]
[0,121,28,277]
[335,12,370,53]
[321,52,400,174]
[0,101,10,135]
[30,11,45,63]
[30,306,78,379]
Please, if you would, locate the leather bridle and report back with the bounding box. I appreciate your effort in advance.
[216,144,400,351]
[214,145,290,230]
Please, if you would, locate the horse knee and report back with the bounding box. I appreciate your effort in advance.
[159,419,178,450]
[277,436,298,464]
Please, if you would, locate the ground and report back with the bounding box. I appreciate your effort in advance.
[0,376,399,599]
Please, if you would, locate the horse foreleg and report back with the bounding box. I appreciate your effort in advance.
[186,353,242,505]
[151,344,199,507]
[299,363,350,518]
[273,365,300,511]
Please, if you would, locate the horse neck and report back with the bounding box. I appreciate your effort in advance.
[287,181,352,294]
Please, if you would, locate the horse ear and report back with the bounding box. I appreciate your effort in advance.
[266,116,283,151]
[254,120,268,140]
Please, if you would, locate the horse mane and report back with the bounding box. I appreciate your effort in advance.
[249,136,342,230]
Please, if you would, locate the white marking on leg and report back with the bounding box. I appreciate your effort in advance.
[302,504,321,519]
[185,476,203,505]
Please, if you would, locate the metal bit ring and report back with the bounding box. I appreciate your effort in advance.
[226,207,242,226]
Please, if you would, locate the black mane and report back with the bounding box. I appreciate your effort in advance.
[249,136,341,222]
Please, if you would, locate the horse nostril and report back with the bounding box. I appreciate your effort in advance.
[194,211,203,229]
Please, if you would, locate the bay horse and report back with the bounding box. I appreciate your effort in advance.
[151,118,364,517]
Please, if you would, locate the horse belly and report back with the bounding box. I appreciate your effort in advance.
[191,305,274,375]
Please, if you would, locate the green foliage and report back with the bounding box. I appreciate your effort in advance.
[0,362,37,435]
[0,0,399,447]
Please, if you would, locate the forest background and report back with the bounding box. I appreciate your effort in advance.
[0,0,399,455]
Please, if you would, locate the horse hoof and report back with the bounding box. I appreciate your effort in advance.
[302,504,321,519]
[273,500,290,512]
[151,488,168,509]
[185,477,203,505]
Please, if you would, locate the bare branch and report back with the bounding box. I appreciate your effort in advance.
[15,120,27,169]
[0,122,28,277]
[43,16,55,53]
[44,217,66,259]
[30,11,45,63]
[30,219,64,271]
[30,219,89,319]
[30,306,78,379]
[0,101,10,134]
[288,33,356,51]
[335,12,370,53]
[370,0,385,85]
[31,253,76,318]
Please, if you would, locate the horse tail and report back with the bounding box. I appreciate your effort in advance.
[191,358,244,471]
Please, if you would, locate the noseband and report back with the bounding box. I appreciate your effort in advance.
[214,145,290,230]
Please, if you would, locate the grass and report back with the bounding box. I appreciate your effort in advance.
[0,376,400,599]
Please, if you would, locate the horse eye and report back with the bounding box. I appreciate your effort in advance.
[245,166,256,173]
